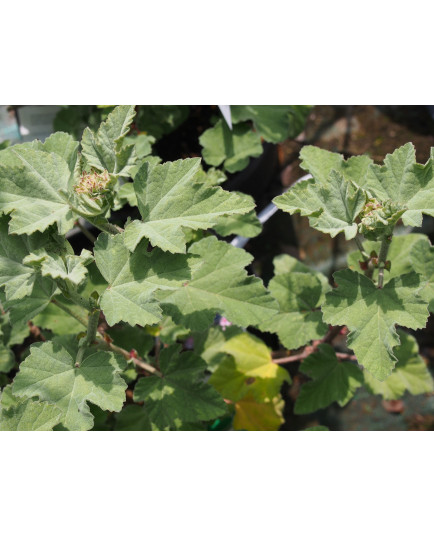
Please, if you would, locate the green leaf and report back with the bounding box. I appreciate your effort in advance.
[322,269,429,380]
[210,332,290,402]
[0,344,14,373]
[25,248,92,287]
[161,236,279,330]
[356,143,434,227]
[33,296,86,335]
[274,170,366,240]
[124,158,254,253]
[259,271,328,350]
[299,145,373,185]
[4,276,57,325]
[213,194,261,238]
[231,105,312,142]
[233,394,285,431]
[347,233,430,285]
[295,344,363,414]
[272,253,330,294]
[12,337,127,431]
[199,119,263,173]
[136,105,189,139]
[81,105,137,176]
[106,325,154,357]
[411,239,434,313]
[363,331,433,400]
[0,146,75,235]
[304,425,329,431]
[0,387,61,431]
[133,344,226,429]
[41,132,79,176]
[94,233,191,327]
[192,325,243,372]
[114,405,153,431]
[0,215,55,301]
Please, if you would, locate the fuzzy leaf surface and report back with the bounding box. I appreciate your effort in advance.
[411,239,434,313]
[322,269,429,380]
[260,270,328,350]
[124,158,254,253]
[0,215,55,300]
[199,120,263,173]
[274,170,366,239]
[81,105,137,176]
[363,331,433,400]
[94,233,191,327]
[299,145,373,185]
[0,387,61,431]
[160,236,278,330]
[133,344,226,429]
[356,143,434,227]
[0,146,75,234]
[295,344,363,414]
[12,338,127,431]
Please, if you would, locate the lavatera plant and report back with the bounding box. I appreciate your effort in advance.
[0,106,432,431]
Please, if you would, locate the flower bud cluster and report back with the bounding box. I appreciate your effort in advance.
[74,169,111,199]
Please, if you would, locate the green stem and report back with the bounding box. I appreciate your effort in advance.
[75,308,100,367]
[354,235,369,260]
[61,286,93,311]
[87,218,123,235]
[75,220,97,243]
[377,236,391,289]
[51,298,87,327]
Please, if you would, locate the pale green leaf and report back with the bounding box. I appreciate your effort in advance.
[41,132,79,176]
[12,337,127,431]
[0,391,61,431]
[363,331,433,400]
[0,344,14,373]
[299,145,373,185]
[4,276,57,325]
[356,143,434,227]
[0,215,55,300]
[124,158,254,253]
[322,269,429,380]
[231,105,312,142]
[411,239,434,313]
[81,105,137,176]
[160,236,279,330]
[28,248,92,287]
[0,146,75,235]
[260,271,328,350]
[274,170,366,239]
[94,233,191,327]
[295,344,363,414]
[213,193,261,238]
[133,344,226,429]
[210,332,290,402]
[199,119,263,173]
[273,253,330,291]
